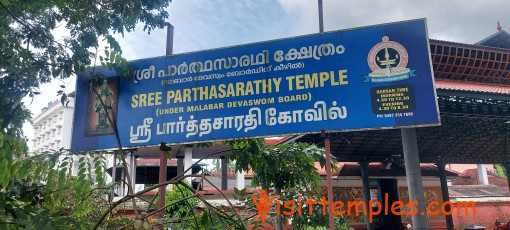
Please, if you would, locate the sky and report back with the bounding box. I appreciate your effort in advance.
[22,0,510,146]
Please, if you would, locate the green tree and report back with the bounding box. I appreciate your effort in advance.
[0,0,171,138]
[1,1,173,228]
[0,148,112,229]
[211,159,235,172]
[162,183,199,220]
[227,139,342,229]
[494,164,508,179]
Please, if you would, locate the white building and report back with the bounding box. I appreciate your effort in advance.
[31,95,75,153]
[31,93,80,175]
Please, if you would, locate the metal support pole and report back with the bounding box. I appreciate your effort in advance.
[130,152,136,191]
[156,24,174,227]
[360,162,373,230]
[317,3,330,228]
[318,0,324,33]
[221,157,228,190]
[166,23,174,56]
[321,130,335,230]
[157,142,170,219]
[120,162,125,196]
[436,162,454,230]
[177,156,184,176]
[401,128,429,229]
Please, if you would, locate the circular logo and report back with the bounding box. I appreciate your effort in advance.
[367,36,409,72]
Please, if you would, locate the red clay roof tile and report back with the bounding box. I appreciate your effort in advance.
[435,79,510,95]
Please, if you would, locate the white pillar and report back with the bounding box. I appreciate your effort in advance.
[477,164,489,185]
[132,154,137,192]
[184,146,193,184]
[110,153,117,200]
[119,167,125,196]
[124,153,136,195]
[236,170,245,190]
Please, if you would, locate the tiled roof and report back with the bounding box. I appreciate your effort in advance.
[136,158,178,166]
[475,30,510,49]
[210,171,237,180]
[249,162,461,177]
[451,168,509,190]
[315,162,344,175]
[265,136,293,145]
[430,38,510,52]
[435,79,510,95]
[327,162,458,177]
[245,162,459,177]
[449,185,509,197]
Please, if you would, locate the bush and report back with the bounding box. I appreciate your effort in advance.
[163,183,200,219]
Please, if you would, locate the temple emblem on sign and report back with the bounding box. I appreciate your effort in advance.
[365,36,416,83]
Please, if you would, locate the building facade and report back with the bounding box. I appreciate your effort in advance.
[31,97,75,153]
[31,94,79,175]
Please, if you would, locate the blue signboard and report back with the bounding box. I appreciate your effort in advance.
[71,19,440,151]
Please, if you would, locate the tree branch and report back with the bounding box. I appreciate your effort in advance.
[141,194,199,219]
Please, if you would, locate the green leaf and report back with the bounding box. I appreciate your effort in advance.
[78,167,86,176]
[59,161,69,168]
[110,52,115,63]
[58,168,67,182]
[0,0,11,7]
[200,210,209,226]
[0,159,10,187]
[18,160,31,178]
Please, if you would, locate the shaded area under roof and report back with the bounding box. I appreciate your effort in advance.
[133,144,231,159]
[293,94,510,164]
[107,158,204,184]
[332,162,458,177]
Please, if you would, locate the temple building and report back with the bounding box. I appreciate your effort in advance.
[108,24,510,230]
[282,24,510,229]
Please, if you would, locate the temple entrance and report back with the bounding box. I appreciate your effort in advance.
[378,179,402,230]
[367,179,402,230]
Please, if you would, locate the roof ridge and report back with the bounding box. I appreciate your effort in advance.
[475,30,510,45]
